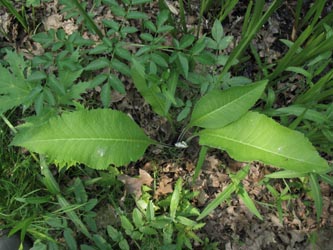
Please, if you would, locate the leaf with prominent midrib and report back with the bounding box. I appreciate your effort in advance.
[199,111,330,173]
[189,80,267,129]
[11,109,155,169]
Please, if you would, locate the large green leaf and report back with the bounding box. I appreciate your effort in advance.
[11,109,155,169]
[189,80,267,129]
[199,111,330,173]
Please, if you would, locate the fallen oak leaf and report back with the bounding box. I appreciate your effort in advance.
[118,169,153,199]
[154,175,173,199]
[139,168,153,186]
[117,174,142,199]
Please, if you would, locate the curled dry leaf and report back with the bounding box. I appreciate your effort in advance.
[118,169,153,199]
[62,19,78,35]
[138,168,154,186]
[43,14,62,30]
[203,155,220,172]
[207,174,220,188]
[154,175,173,199]
[0,12,11,34]
[197,190,209,206]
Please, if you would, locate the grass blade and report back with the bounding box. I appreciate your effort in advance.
[296,68,333,104]
[300,0,326,29]
[192,146,208,184]
[0,0,28,32]
[265,170,307,179]
[197,183,237,220]
[68,0,103,39]
[219,0,281,80]
[40,155,92,239]
[40,155,60,195]
[57,195,92,239]
[170,178,182,219]
[238,186,263,220]
[309,173,323,222]
[218,0,239,22]
[268,25,313,81]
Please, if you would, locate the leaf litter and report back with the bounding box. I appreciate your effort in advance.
[118,168,153,199]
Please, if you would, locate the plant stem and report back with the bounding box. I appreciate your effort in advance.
[40,155,92,239]
[192,146,208,184]
[39,155,60,195]
[1,114,18,134]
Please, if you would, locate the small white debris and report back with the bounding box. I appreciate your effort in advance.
[175,141,188,148]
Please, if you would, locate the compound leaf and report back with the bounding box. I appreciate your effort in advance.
[131,59,168,117]
[189,80,267,129]
[0,52,33,114]
[11,109,155,169]
[199,111,330,173]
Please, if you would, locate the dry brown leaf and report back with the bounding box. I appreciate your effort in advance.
[270,214,283,228]
[62,19,78,35]
[203,155,220,172]
[142,162,154,172]
[163,163,178,173]
[185,161,195,172]
[43,14,62,30]
[139,168,153,186]
[118,169,153,199]
[289,230,306,246]
[117,174,142,198]
[197,190,209,206]
[192,178,206,191]
[0,12,11,34]
[154,175,173,199]
[208,174,220,188]
[111,90,125,103]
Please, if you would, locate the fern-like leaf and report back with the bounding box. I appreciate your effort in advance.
[0,51,33,113]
